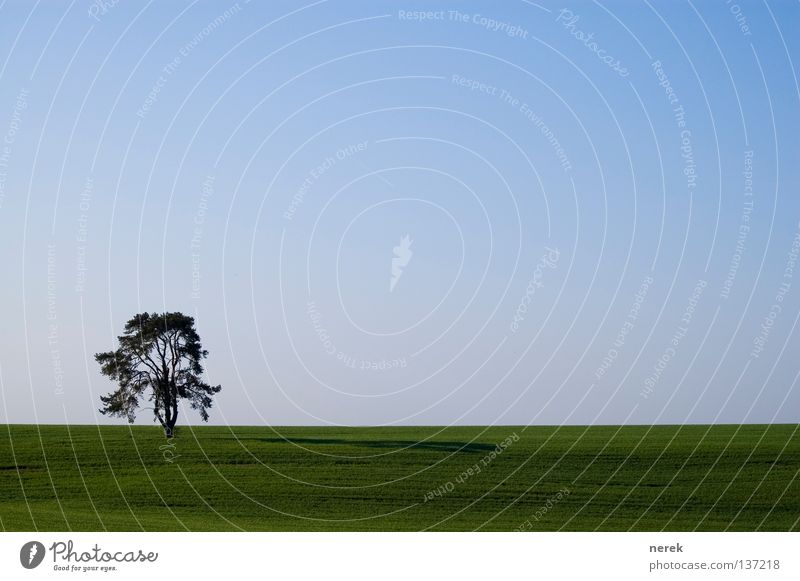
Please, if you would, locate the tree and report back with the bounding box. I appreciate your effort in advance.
[95,312,221,438]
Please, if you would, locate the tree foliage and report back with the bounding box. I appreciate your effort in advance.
[95,312,221,437]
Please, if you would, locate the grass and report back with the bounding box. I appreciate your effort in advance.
[0,424,798,531]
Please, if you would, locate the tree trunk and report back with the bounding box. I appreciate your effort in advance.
[164,403,178,438]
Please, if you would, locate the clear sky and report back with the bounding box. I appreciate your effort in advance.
[0,0,798,427]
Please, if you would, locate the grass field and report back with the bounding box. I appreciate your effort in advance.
[0,424,798,531]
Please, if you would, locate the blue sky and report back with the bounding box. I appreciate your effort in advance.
[0,0,798,426]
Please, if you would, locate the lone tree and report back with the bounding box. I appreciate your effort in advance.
[96,312,221,438]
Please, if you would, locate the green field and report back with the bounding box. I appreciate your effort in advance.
[0,424,798,531]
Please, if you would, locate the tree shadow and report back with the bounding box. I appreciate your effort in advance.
[239,437,496,453]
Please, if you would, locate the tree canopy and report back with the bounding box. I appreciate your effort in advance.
[95,312,221,437]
